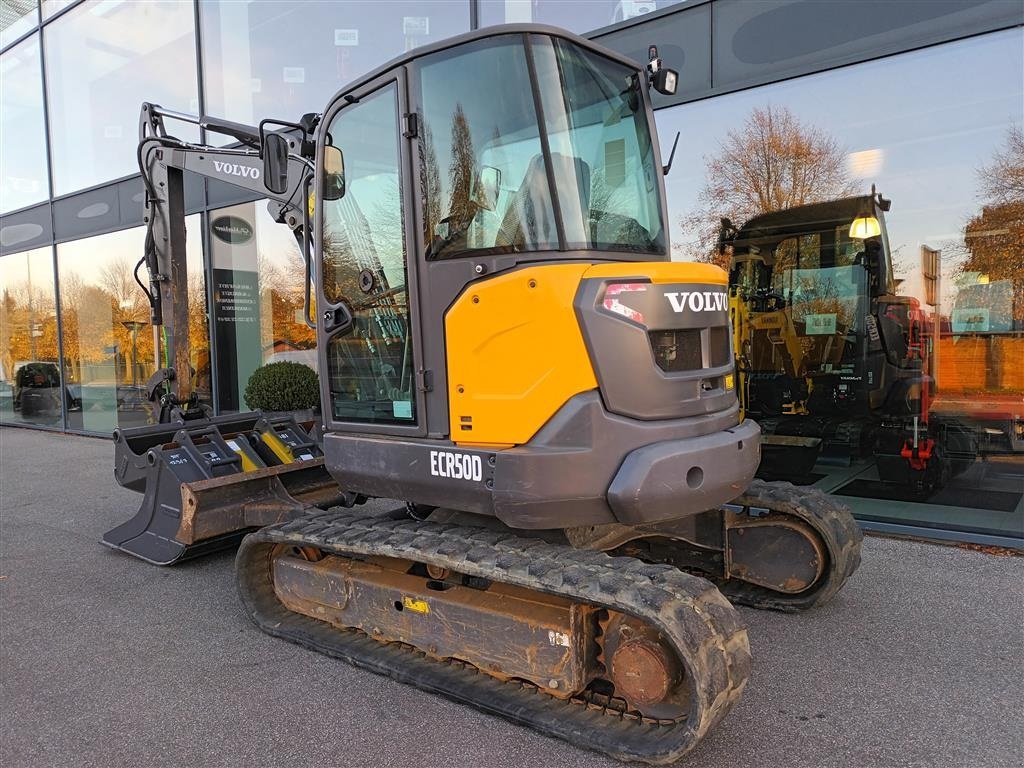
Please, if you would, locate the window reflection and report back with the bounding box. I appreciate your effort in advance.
[657,29,1023,538]
[479,0,663,33]
[417,37,557,257]
[0,247,61,427]
[40,0,73,21]
[0,0,37,48]
[56,219,208,432]
[1,36,49,213]
[200,0,469,132]
[44,0,198,195]
[208,202,316,413]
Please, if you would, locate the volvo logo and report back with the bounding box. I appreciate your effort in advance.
[212,160,261,180]
[664,291,728,313]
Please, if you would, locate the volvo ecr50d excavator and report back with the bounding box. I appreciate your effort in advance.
[103,26,861,763]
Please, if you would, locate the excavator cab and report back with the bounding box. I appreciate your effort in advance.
[103,26,861,763]
[304,30,775,531]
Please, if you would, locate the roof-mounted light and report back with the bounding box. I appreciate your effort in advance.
[647,45,679,96]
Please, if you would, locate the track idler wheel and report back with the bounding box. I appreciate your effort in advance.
[725,515,826,594]
[721,480,863,611]
[600,612,688,720]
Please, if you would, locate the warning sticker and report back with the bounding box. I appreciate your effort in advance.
[548,630,571,648]
[402,596,430,614]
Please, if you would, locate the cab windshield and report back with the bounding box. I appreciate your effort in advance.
[415,34,665,259]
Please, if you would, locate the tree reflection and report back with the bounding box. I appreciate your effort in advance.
[446,103,478,228]
[682,105,856,268]
[958,125,1024,323]
[0,279,59,373]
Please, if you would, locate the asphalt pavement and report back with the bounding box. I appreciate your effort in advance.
[1,425,1022,768]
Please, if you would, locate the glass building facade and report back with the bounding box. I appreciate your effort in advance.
[1,0,1021,546]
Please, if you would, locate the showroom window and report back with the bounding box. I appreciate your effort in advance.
[44,0,199,195]
[656,28,1023,540]
[200,0,469,134]
[0,247,60,428]
[208,201,316,413]
[56,218,208,433]
[0,0,37,49]
[40,0,73,21]
[479,0,662,33]
[1,35,49,213]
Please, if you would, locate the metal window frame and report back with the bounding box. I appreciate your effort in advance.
[0,0,1020,548]
[2,0,1021,431]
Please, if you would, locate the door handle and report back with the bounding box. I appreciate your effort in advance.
[323,305,354,335]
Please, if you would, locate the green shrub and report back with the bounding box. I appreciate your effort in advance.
[244,361,320,412]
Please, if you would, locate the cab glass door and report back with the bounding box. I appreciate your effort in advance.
[318,82,417,427]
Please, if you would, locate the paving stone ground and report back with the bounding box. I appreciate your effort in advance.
[2,425,1022,768]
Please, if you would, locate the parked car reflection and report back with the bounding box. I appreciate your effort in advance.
[12,361,79,424]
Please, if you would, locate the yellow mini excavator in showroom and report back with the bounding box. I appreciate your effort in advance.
[103,25,861,763]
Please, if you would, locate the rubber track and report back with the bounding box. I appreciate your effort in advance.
[236,510,751,764]
[719,479,863,612]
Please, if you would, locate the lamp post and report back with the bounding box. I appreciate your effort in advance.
[120,320,147,389]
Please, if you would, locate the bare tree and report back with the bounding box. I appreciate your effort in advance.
[96,255,152,325]
[977,124,1024,207]
[446,103,477,227]
[680,105,857,268]
[957,125,1024,321]
[419,120,442,241]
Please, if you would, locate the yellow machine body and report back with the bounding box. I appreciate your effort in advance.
[445,261,729,446]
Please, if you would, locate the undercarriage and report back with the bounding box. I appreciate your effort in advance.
[234,478,861,763]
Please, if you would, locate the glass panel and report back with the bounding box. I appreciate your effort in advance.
[209,202,316,413]
[57,218,208,432]
[533,37,665,253]
[40,0,73,21]
[417,36,557,259]
[479,0,663,33]
[657,29,1023,540]
[0,0,37,48]
[44,0,198,195]
[200,0,469,135]
[321,84,414,425]
[0,247,61,427]
[1,35,48,213]
[590,4,712,106]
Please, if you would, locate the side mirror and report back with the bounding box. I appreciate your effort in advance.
[322,146,346,201]
[717,217,734,256]
[263,133,290,195]
[472,166,501,211]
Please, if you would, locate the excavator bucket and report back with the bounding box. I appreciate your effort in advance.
[102,413,350,565]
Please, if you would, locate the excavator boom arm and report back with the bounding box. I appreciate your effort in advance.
[136,102,316,403]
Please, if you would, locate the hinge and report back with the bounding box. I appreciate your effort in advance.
[403,112,419,139]
[417,368,433,392]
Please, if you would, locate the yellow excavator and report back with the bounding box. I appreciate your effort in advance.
[103,25,861,763]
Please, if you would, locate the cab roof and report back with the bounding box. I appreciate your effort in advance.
[733,194,883,244]
[328,23,645,103]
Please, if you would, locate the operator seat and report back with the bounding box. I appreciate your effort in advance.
[495,153,590,249]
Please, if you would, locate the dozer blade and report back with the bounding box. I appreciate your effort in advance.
[103,413,351,565]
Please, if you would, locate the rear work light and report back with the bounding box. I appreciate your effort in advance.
[602,283,647,324]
